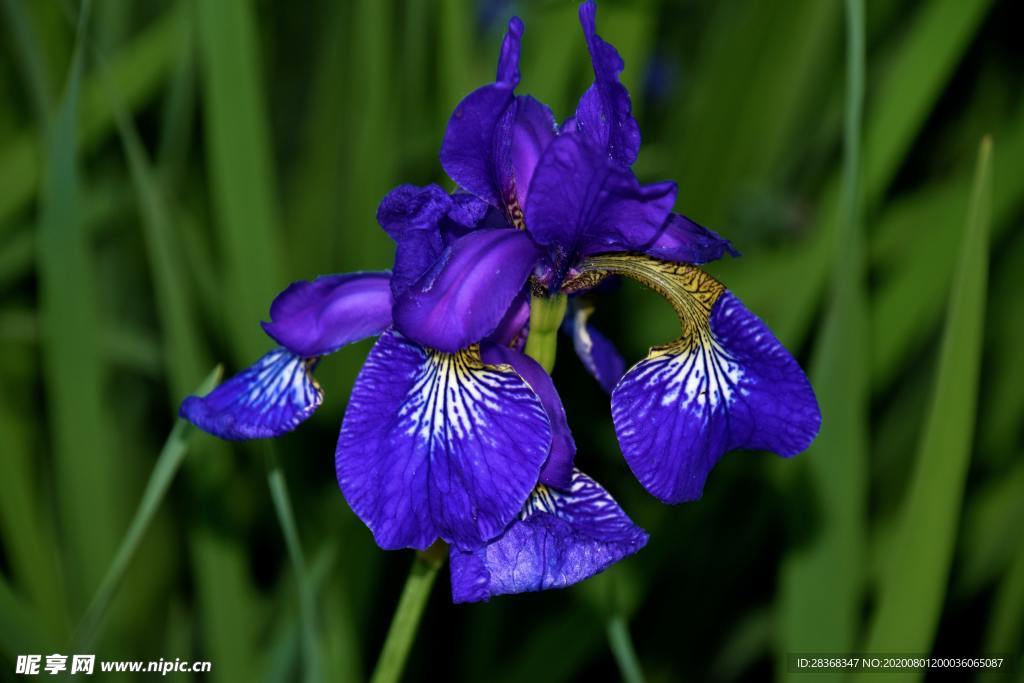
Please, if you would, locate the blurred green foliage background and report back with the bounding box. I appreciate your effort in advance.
[0,0,1022,681]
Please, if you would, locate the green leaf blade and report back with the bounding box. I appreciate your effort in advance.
[860,136,993,667]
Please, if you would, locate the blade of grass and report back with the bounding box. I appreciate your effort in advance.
[0,576,50,658]
[672,0,840,220]
[266,451,321,683]
[191,528,261,683]
[368,550,444,683]
[155,10,196,195]
[75,366,222,648]
[711,0,996,357]
[858,137,992,668]
[981,228,1024,459]
[106,64,207,398]
[195,0,284,362]
[862,0,994,204]
[1,0,55,121]
[439,0,477,128]
[282,0,351,276]
[957,462,1024,596]
[338,0,396,272]
[0,381,68,643]
[779,0,867,669]
[0,1,183,230]
[982,541,1024,661]
[0,181,128,290]
[36,0,126,605]
[0,308,163,376]
[519,2,579,120]
[869,113,1024,387]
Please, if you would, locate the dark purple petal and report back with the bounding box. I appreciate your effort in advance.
[337,330,552,551]
[447,192,493,231]
[378,184,451,298]
[525,131,676,256]
[612,291,821,503]
[567,302,625,393]
[449,469,648,602]
[441,17,526,205]
[481,342,575,488]
[180,348,322,440]
[377,184,453,241]
[497,96,557,216]
[487,286,531,350]
[378,185,497,299]
[441,84,514,206]
[575,1,641,164]
[261,273,392,357]
[496,17,524,85]
[393,228,540,353]
[642,213,739,265]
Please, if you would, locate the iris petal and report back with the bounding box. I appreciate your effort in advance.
[642,213,739,265]
[449,469,649,603]
[496,95,557,221]
[567,301,626,393]
[393,228,540,353]
[481,342,575,488]
[337,330,552,551]
[180,348,323,440]
[487,286,531,350]
[496,16,524,85]
[575,0,641,164]
[441,17,524,206]
[261,272,392,357]
[441,83,515,207]
[377,184,494,299]
[580,256,819,503]
[525,131,676,257]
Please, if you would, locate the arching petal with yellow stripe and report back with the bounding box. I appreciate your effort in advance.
[568,255,820,503]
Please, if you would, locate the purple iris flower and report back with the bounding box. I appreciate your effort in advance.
[391,0,819,503]
[180,0,820,604]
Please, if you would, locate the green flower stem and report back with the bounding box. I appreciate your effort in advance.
[607,615,647,683]
[76,366,222,648]
[369,545,446,683]
[523,292,567,373]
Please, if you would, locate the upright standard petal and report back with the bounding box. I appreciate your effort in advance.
[496,16,524,85]
[571,256,820,503]
[261,272,392,357]
[495,96,558,222]
[481,342,575,488]
[526,132,676,258]
[180,348,323,440]
[440,17,524,206]
[575,0,641,164]
[642,213,739,265]
[567,300,626,393]
[393,228,540,353]
[449,469,649,603]
[337,330,552,551]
